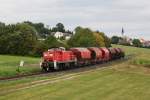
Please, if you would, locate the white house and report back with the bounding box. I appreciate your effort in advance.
[53,32,64,38]
[52,32,72,40]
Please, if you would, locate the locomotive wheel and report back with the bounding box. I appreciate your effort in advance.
[42,67,49,72]
[70,62,75,68]
[57,63,62,70]
[41,62,53,72]
[41,62,48,72]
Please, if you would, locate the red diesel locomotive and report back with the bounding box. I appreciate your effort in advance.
[41,47,125,72]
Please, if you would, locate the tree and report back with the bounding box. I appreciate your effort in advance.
[93,33,105,47]
[68,27,97,47]
[68,27,111,47]
[132,39,142,47]
[111,36,120,44]
[97,32,111,47]
[33,41,48,56]
[44,36,61,49]
[0,23,38,55]
[65,30,73,34]
[24,21,50,38]
[0,35,9,54]
[104,36,111,47]
[56,23,65,32]
[0,22,6,36]
[52,23,65,33]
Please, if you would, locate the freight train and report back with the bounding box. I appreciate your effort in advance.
[41,47,125,72]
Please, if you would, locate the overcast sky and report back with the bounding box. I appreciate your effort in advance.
[0,0,150,40]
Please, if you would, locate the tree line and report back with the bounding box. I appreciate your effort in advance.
[0,21,111,56]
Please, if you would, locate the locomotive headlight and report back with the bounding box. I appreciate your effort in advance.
[49,54,53,57]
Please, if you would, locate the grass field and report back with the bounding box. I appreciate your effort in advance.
[0,55,41,78]
[0,45,150,100]
[113,45,150,68]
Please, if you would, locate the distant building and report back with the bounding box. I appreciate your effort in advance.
[139,38,145,44]
[139,38,150,47]
[144,41,150,47]
[119,36,133,45]
[52,32,64,38]
[51,32,72,40]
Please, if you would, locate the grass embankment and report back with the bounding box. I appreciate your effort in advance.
[0,45,150,100]
[1,68,150,100]
[0,55,41,78]
[113,44,150,67]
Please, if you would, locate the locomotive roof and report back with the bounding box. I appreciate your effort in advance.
[70,47,90,51]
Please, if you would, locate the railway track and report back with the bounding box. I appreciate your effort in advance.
[0,54,133,81]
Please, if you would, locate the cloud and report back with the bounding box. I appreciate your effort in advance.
[0,0,149,40]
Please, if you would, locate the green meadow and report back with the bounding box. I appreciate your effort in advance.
[0,55,41,78]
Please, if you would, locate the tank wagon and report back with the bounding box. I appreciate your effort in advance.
[41,47,125,72]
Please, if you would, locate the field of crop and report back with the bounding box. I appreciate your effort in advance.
[0,45,150,100]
